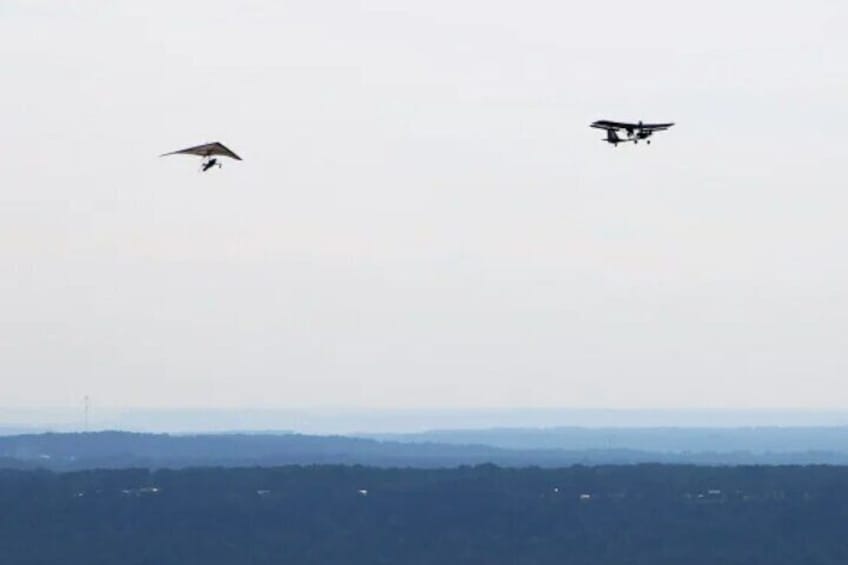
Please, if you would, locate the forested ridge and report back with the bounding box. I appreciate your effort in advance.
[4,431,848,469]
[2,464,847,564]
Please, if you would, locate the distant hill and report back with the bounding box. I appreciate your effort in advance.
[367,426,848,453]
[6,407,848,435]
[2,430,848,470]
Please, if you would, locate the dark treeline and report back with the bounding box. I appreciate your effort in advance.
[2,464,848,564]
[4,431,848,470]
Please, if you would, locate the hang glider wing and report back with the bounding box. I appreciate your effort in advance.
[160,142,242,160]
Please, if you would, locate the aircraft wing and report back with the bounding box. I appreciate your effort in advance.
[160,142,242,160]
[590,120,632,131]
[590,120,675,131]
[640,123,675,131]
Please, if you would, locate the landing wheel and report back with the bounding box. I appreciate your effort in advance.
[647,140,651,145]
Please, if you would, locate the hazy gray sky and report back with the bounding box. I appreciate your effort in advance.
[3,0,848,414]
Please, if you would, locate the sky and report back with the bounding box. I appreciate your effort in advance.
[2,0,848,422]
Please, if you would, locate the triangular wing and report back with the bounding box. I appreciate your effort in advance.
[161,142,242,160]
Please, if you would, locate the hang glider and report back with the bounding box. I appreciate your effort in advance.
[590,120,675,146]
[161,142,242,171]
